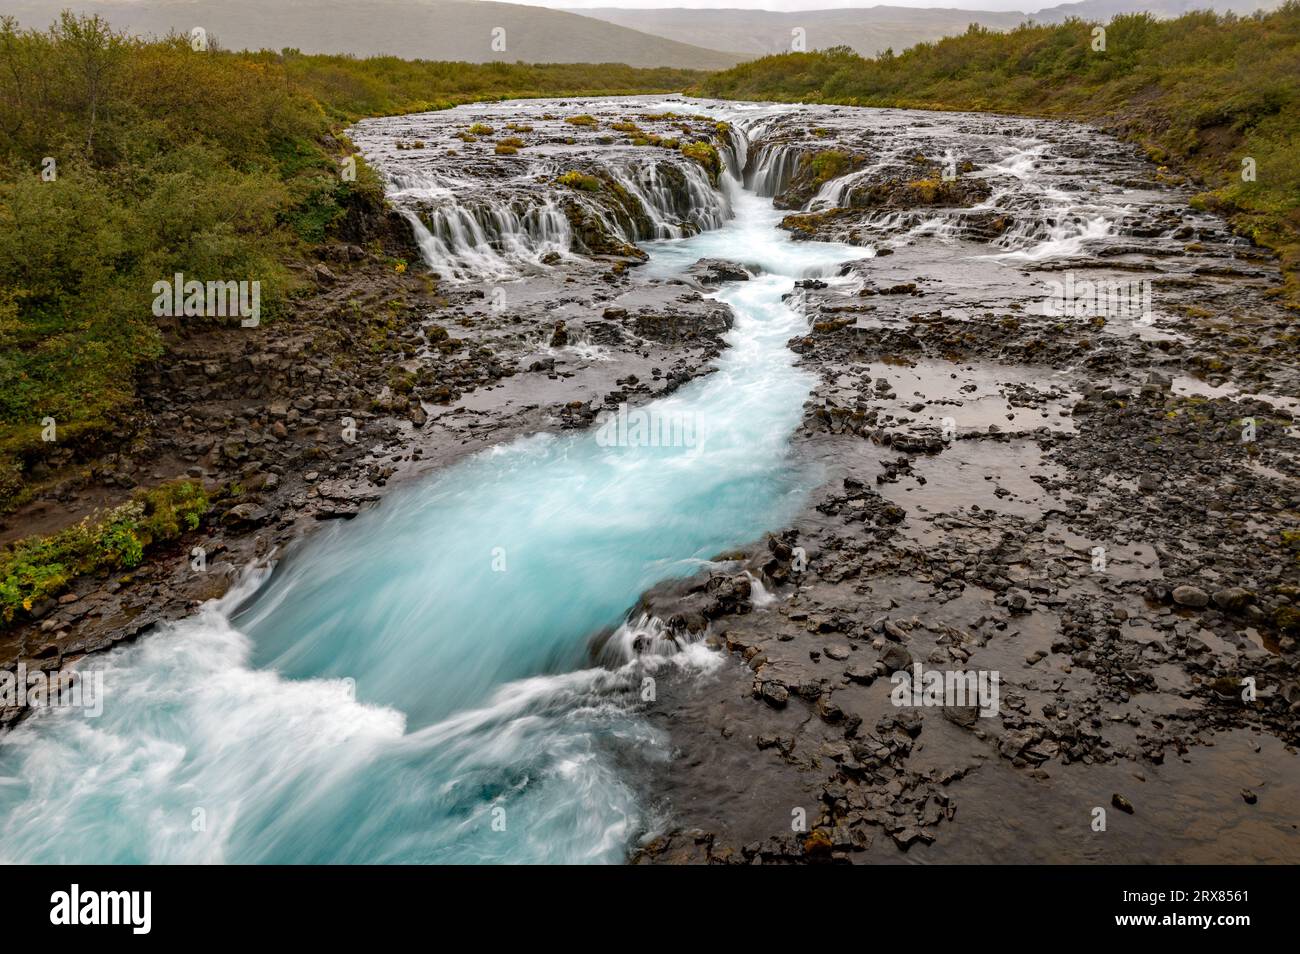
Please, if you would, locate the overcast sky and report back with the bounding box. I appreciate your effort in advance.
[534,1,1046,11]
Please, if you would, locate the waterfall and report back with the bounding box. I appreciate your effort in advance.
[370,122,745,281]
[403,200,575,282]
[743,141,806,197]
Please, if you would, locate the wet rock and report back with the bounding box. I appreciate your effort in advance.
[943,706,980,728]
[223,503,270,527]
[760,682,789,708]
[686,258,751,284]
[880,644,913,674]
[1212,587,1254,613]
[1172,585,1210,609]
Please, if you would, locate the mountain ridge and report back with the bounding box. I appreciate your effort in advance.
[5,0,748,68]
[569,0,1282,57]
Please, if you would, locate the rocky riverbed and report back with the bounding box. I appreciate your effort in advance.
[622,102,1300,864]
[3,96,1297,865]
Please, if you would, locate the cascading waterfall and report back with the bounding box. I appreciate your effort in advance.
[384,139,741,280]
[603,157,733,239]
[0,106,867,864]
[744,141,806,197]
[402,198,576,282]
[764,133,1123,258]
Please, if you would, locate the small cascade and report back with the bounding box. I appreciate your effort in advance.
[717,125,746,184]
[744,141,806,197]
[603,157,733,240]
[989,212,1114,260]
[404,199,574,282]
[594,613,712,668]
[745,571,779,608]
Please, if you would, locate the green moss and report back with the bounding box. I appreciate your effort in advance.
[556,170,602,192]
[809,149,852,184]
[1275,605,1300,634]
[679,141,722,181]
[0,480,209,626]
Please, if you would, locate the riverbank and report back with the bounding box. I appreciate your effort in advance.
[0,14,712,522]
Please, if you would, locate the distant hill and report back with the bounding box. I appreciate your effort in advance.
[571,0,1283,58]
[570,6,1022,58]
[8,0,1284,67]
[1032,0,1281,22]
[5,0,747,68]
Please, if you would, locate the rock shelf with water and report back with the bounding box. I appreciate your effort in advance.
[1,96,1295,867]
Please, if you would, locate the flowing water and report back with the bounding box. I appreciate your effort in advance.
[0,107,874,863]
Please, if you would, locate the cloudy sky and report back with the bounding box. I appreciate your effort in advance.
[534,1,1047,11]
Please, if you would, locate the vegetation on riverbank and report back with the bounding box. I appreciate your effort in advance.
[0,480,208,624]
[695,4,1300,304]
[0,13,708,513]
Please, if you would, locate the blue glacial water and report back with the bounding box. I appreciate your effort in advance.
[0,186,867,863]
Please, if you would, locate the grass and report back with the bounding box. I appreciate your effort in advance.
[557,170,603,192]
